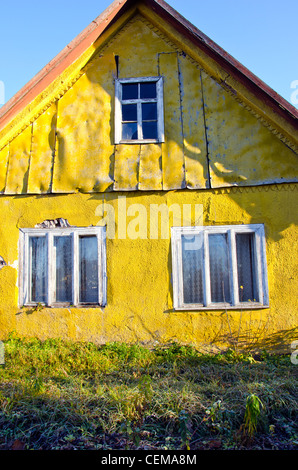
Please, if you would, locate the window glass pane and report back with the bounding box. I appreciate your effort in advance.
[30,237,47,303]
[236,233,258,302]
[140,82,156,99]
[79,236,99,303]
[142,121,157,140]
[142,102,157,120]
[122,83,138,100]
[122,122,138,140]
[122,104,137,122]
[209,234,231,303]
[54,236,72,302]
[182,234,204,304]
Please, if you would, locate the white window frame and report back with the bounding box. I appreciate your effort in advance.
[19,226,107,307]
[171,224,269,310]
[115,76,164,144]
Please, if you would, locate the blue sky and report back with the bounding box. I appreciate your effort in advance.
[0,0,297,108]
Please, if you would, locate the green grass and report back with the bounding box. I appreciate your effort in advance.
[0,334,297,450]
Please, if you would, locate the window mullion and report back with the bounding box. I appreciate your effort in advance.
[229,230,239,306]
[24,233,29,305]
[171,230,182,308]
[254,229,264,304]
[102,228,107,306]
[203,231,211,306]
[73,232,79,306]
[177,235,185,307]
[156,77,164,142]
[115,80,122,144]
[97,234,103,306]
[27,234,33,304]
[137,100,142,139]
[47,232,54,306]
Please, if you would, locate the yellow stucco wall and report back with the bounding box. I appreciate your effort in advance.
[0,186,297,351]
[0,9,297,351]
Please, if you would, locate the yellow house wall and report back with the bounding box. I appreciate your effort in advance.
[0,11,297,352]
[0,185,297,351]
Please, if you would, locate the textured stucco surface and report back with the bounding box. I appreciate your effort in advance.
[0,186,297,351]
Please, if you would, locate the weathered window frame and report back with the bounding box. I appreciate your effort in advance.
[19,226,107,308]
[171,224,269,310]
[115,76,164,144]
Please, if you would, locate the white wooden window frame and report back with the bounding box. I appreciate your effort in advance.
[115,76,164,144]
[19,226,107,308]
[171,224,269,310]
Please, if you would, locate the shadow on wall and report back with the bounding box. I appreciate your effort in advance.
[213,323,298,354]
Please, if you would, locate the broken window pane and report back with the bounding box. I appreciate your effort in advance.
[30,236,47,303]
[79,235,99,303]
[209,234,231,303]
[236,233,258,302]
[54,236,72,303]
[182,234,204,304]
[122,122,138,140]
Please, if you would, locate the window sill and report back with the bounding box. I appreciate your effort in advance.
[174,303,269,311]
[115,139,163,145]
[22,303,105,309]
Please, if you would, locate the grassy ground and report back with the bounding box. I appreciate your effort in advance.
[0,334,297,451]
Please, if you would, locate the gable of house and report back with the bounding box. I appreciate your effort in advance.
[0,0,297,196]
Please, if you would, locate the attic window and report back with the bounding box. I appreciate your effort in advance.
[19,226,106,307]
[115,77,164,144]
[171,224,269,310]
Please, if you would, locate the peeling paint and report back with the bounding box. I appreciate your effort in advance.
[35,218,70,228]
[8,260,18,270]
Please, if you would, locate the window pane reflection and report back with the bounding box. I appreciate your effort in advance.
[79,236,99,303]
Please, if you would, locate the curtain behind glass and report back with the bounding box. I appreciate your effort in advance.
[208,234,231,303]
[182,234,204,304]
[54,236,72,302]
[30,237,47,303]
[79,236,98,303]
[236,233,258,302]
